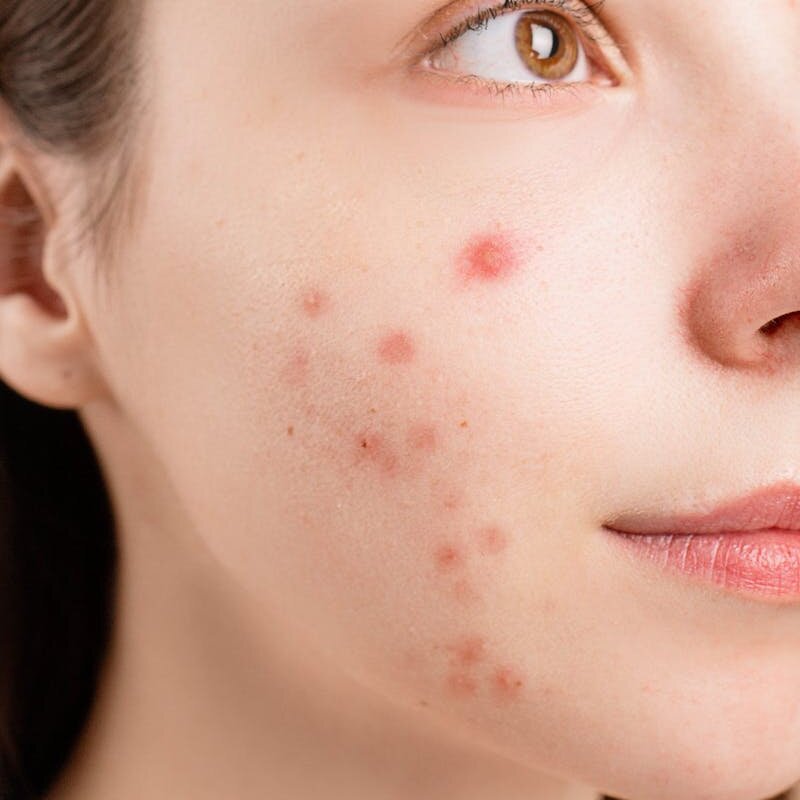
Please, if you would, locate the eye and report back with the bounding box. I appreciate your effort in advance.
[413,0,620,96]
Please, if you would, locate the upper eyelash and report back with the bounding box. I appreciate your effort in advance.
[434,0,610,50]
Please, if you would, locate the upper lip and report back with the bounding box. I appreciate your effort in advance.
[602,480,800,535]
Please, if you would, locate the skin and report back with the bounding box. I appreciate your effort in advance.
[0,0,799,798]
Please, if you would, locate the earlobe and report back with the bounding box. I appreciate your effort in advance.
[0,145,106,410]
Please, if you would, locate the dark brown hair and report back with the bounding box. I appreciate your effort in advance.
[0,2,145,798]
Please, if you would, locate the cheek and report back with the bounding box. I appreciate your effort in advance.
[257,267,543,710]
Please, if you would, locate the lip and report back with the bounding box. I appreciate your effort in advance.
[602,480,800,603]
[603,480,800,536]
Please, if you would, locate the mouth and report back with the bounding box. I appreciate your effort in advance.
[601,480,800,603]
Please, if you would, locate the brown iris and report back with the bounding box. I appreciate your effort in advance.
[513,10,579,80]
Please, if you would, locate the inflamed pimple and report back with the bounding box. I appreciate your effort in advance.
[456,231,521,286]
[433,543,465,572]
[377,330,416,364]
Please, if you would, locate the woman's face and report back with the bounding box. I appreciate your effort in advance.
[80,1,800,798]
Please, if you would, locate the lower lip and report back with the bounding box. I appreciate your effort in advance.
[602,527,800,603]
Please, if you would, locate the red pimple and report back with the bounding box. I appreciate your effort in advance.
[407,423,438,452]
[377,330,416,364]
[301,287,331,318]
[434,543,465,572]
[491,665,525,700]
[457,232,520,285]
[475,525,510,555]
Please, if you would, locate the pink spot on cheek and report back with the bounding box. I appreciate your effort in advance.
[407,424,438,452]
[355,432,398,476]
[377,331,416,364]
[446,635,486,667]
[433,543,465,572]
[281,349,310,386]
[301,287,331,318]
[457,232,520,285]
[475,525,510,555]
[446,671,478,698]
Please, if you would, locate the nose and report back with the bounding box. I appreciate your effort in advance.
[679,211,800,376]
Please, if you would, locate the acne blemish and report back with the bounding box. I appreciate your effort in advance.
[301,287,331,318]
[475,525,509,555]
[447,635,487,667]
[491,665,525,700]
[355,431,398,476]
[434,543,465,572]
[456,231,521,286]
[377,330,416,364]
[407,423,438,452]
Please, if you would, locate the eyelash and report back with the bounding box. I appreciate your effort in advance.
[420,0,614,102]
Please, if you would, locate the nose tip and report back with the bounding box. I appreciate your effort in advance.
[679,218,800,375]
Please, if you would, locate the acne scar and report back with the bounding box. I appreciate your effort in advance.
[456,231,520,286]
[301,287,331,318]
[407,423,438,452]
[491,665,525,700]
[377,330,416,364]
[475,525,510,555]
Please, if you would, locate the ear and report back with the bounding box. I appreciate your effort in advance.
[0,142,106,409]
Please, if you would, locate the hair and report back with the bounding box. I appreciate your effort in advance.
[0,1,147,798]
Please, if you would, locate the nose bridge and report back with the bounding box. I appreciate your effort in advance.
[663,6,800,378]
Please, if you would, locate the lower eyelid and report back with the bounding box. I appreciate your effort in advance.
[396,62,609,114]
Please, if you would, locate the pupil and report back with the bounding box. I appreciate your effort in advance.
[530,23,559,60]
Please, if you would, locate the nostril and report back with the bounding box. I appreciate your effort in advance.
[759,311,800,336]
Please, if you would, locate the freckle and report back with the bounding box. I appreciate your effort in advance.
[446,671,478,698]
[301,287,331,318]
[446,635,487,667]
[456,231,521,286]
[419,699,430,708]
[377,330,416,364]
[491,665,525,700]
[407,423,437,452]
[287,425,294,437]
[458,420,469,429]
[434,543,465,572]
[475,525,509,555]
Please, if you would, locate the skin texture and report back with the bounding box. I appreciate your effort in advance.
[1,0,800,799]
